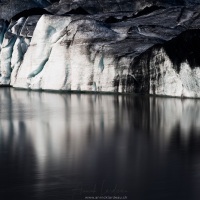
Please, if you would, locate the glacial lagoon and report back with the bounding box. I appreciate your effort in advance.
[1,88,200,200]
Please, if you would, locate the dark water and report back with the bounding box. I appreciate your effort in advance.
[1,88,200,200]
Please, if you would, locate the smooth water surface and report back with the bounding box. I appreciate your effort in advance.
[1,88,200,200]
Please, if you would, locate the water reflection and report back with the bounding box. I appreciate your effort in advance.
[0,88,200,200]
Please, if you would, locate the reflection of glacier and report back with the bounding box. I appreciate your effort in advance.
[1,89,200,160]
[150,98,200,146]
[1,88,200,198]
[0,88,132,181]
[1,89,200,166]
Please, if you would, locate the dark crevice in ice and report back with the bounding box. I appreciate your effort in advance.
[11,8,52,20]
[105,16,128,23]
[163,29,200,72]
[104,5,165,24]
[62,7,90,15]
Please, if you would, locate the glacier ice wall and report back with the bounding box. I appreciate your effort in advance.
[131,29,200,97]
[13,15,124,91]
[1,5,200,97]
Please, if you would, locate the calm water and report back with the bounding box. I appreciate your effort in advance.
[1,88,200,200]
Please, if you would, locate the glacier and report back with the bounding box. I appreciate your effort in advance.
[1,1,200,97]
